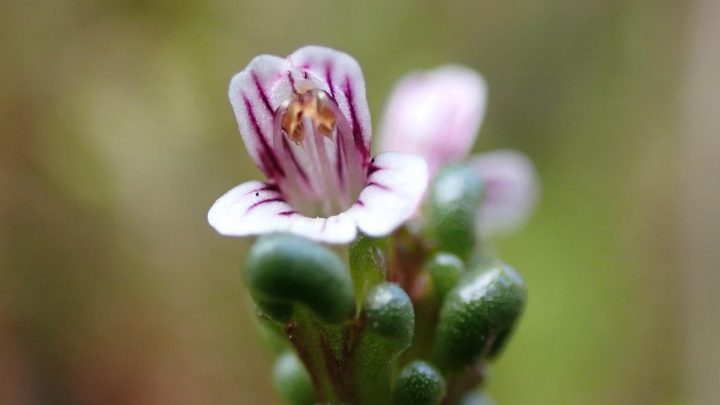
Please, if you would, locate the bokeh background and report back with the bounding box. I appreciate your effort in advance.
[2,0,719,403]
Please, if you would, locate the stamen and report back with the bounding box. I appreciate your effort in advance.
[280,89,337,144]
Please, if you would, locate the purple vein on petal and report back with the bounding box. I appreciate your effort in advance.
[368,181,390,191]
[355,199,365,207]
[252,72,273,114]
[287,71,297,92]
[278,210,297,216]
[282,137,309,183]
[243,95,284,177]
[246,197,284,215]
[245,183,280,196]
[335,130,345,187]
[342,76,367,159]
[324,61,335,98]
[259,183,280,192]
[367,163,381,176]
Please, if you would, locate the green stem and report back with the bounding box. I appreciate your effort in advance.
[285,310,343,403]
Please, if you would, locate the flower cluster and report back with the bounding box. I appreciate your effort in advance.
[208,46,538,404]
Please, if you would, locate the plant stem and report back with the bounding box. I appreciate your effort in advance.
[285,310,343,403]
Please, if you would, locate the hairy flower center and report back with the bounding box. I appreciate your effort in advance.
[281,89,336,144]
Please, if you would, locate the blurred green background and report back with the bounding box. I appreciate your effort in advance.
[2,0,719,403]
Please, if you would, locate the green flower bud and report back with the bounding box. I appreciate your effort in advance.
[434,262,526,370]
[428,252,465,302]
[393,361,446,405]
[273,351,315,405]
[427,164,484,261]
[244,233,354,324]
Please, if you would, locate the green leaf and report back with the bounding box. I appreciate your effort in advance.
[428,252,465,302]
[427,164,485,261]
[363,282,415,344]
[434,262,526,371]
[353,282,415,404]
[252,307,289,354]
[273,351,316,405]
[349,234,389,312]
[393,360,446,405]
[244,233,354,324]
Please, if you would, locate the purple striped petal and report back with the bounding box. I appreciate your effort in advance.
[228,55,290,178]
[472,150,539,236]
[378,66,486,177]
[347,152,429,237]
[289,46,372,160]
[208,180,358,243]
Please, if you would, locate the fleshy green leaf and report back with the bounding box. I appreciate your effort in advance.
[434,262,526,370]
[349,234,389,312]
[393,360,446,405]
[273,351,316,405]
[427,164,485,261]
[353,282,415,404]
[428,252,465,302]
[244,233,354,324]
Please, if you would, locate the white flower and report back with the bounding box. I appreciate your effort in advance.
[208,46,428,244]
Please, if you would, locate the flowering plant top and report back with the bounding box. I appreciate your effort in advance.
[207,45,541,404]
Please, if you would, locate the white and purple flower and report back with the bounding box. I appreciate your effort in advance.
[377,65,539,235]
[208,46,429,244]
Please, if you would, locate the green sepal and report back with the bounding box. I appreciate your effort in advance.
[244,233,354,324]
[349,234,389,312]
[393,360,446,405]
[353,282,415,404]
[272,351,316,405]
[428,252,465,302]
[434,262,526,371]
[427,164,484,261]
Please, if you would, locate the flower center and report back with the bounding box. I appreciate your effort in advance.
[281,89,336,145]
[271,88,368,218]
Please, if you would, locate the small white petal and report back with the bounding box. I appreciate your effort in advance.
[378,65,487,176]
[347,152,429,237]
[472,150,539,236]
[208,180,358,243]
[228,55,290,178]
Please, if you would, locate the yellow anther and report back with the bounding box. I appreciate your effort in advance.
[281,89,336,144]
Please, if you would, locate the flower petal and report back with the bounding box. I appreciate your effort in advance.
[228,55,290,178]
[472,150,539,236]
[289,46,372,160]
[378,66,487,176]
[347,152,429,237]
[208,180,358,243]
